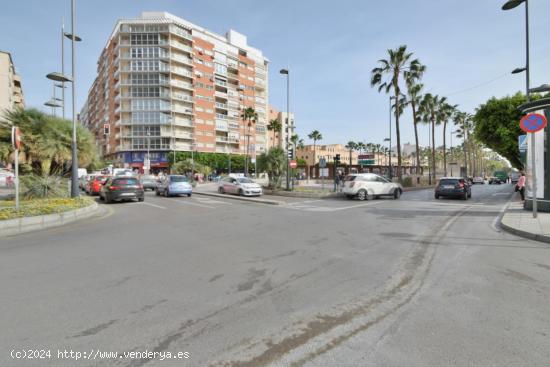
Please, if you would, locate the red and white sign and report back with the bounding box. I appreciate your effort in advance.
[290,160,297,169]
[11,127,21,149]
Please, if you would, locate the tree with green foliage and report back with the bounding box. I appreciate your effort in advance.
[307,130,322,167]
[345,141,356,167]
[473,92,528,169]
[257,147,286,189]
[267,119,282,148]
[371,45,422,183]
[0,108,97,176]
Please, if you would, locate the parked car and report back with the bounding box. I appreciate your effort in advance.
[342,173,403,201]
[139,175,158,191]
[156,175,193,197]
[218,177,263,196]
[472,176,485,184]
[435,177,471,200]
[85,175,110,195]
[510,171,520,184]
[488,177,502,185]
[99,177,144,203]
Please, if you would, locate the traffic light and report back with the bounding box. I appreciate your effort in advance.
[287,148,294,159]
[335,154,341,165]
[103,124,110,136]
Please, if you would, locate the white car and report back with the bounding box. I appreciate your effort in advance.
[342,173,403,200]
[0,170,14,187]
[472,176,485,184]
[218,177,263,196]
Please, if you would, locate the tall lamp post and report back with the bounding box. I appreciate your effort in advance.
[449,129,458,176]
[47,0,81,197]
[383,137,390,177]
[388,96,397,180]
[280,68,290,190]
[502,0,536,216]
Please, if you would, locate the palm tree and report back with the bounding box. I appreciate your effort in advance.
[355,142,365,155]
[290,133,300,148]
[404,73,425,173]
[345,141,357,170]
[267,119,282,148]
[307,130,322,169]
[438,102,457,176]
[454,111,473,176]
[371,45,422,183]
[241,107,258,176]
[419,93,446,183]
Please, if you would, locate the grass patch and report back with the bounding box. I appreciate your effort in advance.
[0,197,93,221]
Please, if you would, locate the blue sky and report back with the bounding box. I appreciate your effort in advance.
[2,0,549,148]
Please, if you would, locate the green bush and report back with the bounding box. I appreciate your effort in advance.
[402,176,413,187]
[20,175,68,199]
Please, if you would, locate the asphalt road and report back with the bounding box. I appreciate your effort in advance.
[1,183,549,367]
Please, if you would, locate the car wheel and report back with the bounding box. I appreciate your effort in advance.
[138,197,144,202]
[345,194,353,199]
[393,189,401,200]
[165,189,170,197]
[156,189,160,196]
[356,189,367,201]
[239,189,244,196]
[218,187,224,194]
[187,193,192,197]
[462,192,468,200]
[105,196,111,204]
[99,195,104,201]
[435,193,439,199]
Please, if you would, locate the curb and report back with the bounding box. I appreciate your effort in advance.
[0,201,100,237]
[264,190,339,199]
[500,219,550,244]
[193,191,282,205]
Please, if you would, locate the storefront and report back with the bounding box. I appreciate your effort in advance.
[123,152,170,174]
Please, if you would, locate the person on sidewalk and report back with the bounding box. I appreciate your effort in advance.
[517,172,526,201]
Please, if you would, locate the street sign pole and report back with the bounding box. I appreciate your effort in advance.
[520,113,547,218]
[11,127,20,210]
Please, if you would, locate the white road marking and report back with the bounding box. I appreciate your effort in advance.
[287,200,323,206]
[173,200,215,209]
[195,197,232,205]
[138,202,167,210]
[492,192,512,196]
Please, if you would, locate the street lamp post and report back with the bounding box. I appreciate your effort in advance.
[503,0,537,217]
[383,137,390,177]
[280,68,290,190]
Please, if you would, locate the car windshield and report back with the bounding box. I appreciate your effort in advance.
[439,179,459,185]
[344,175,357,181]
[113,178,139,186]
[237,178,254,183]
[95,176,109,182]
[170,176,189,182]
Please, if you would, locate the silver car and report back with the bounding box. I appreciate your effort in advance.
[218,177,263,196]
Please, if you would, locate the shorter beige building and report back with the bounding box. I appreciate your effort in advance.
[297,144,387,166]
[0,51,24,111]
[266,105,294,150]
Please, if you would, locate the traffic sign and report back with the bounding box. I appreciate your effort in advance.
[520,113,547,133]
[518,135,527,151]
[358,159,375,165]
[319,158,326,168]
[11,127,21,149]
[290,160,297,169]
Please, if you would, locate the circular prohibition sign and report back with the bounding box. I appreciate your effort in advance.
[520,113,547,134]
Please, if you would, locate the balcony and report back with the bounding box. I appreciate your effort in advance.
[215,102,228,110]
[215,120,228,132]
[172,93,193,103]
[214,91,228,99]
[173,106,194,115]
[175,132,194,140]
[173,118,194,128]
[172,54,193,66]
[215,136,229,143]
[171,79,193,90]
[215,79,227,88]
[228,122,240,130]
[170,41,193,54]
[171,66,194,79]
[169,25,193,41]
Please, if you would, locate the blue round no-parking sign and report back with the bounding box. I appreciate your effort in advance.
[520,113,547,133]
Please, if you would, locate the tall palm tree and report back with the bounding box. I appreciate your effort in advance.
[241,107,258,176]
[438,102,457,176]
[371,45,422,183]
[355,142,365,155]
[419,93,445,183]
[345,141,357,169]
[267,119,282,148]
[404,75,425,173]
[454,111,473,177]
[307,130,322,168]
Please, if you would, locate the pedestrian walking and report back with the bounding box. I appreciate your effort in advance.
[516,172,526,201]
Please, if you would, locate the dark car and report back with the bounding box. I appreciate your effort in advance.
[99,177,144,203]
[488,177,502,185]
[435,177,471,200]
[139,175,158,191]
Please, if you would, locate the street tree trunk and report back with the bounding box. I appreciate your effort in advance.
[412,102,420,173]
[431,115,436,183]
[442,120,447,176]
[395,95,403,183]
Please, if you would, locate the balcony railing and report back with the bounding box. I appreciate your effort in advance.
[169,25,193,41]
[172,93,193,103]
[170,41,193,54]
[173,106,194,115]
[172,54,193,66]
[215,102,228,110]
[171,66,193,79]
[215,120,228,131]
[170,79,193,90]
[173,118,194,128]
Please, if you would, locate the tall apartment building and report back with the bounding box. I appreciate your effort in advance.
[81,12,269,171]
[266,105,294,150]
[0,51,24,111]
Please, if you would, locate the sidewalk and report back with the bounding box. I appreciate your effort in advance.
[500,201,550,244]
